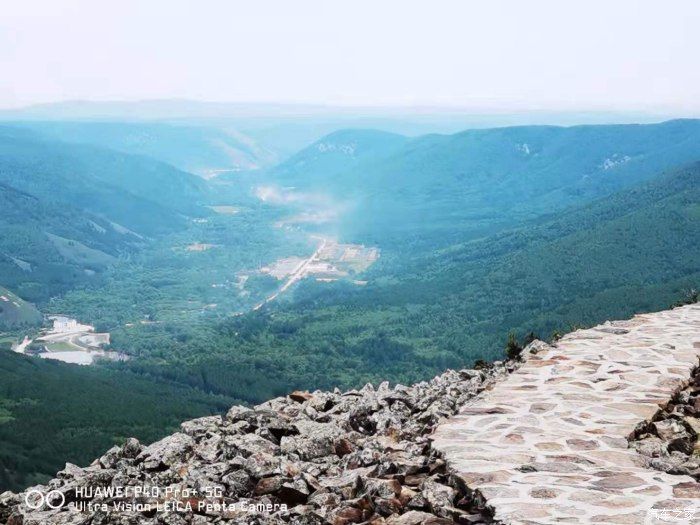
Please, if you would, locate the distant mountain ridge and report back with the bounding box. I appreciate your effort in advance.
[10,121,279,176]
[3,100,681,168]
[0,99,673,125]
[271,129,408,185]
[267,119,700,246]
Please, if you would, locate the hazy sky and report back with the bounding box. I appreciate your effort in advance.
[2,0,699,112]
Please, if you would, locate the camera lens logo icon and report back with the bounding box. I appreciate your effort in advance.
[24,489,65,510]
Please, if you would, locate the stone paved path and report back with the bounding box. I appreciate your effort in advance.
[432,304,700,525]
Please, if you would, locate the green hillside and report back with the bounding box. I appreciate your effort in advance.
[271,128,409,184]
[0,350,234,492]
[247,161,698,386]
[368,161,700,357]
[0,182,131,303]
[267,119,700,247]
[0,128,213,303]
[0,126,209,236]
[0,286,41,328]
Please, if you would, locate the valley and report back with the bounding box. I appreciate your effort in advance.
[2,5,698,522]
[0,117,699,492]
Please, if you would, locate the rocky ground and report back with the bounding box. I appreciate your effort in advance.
[631,364,700,479]
[0,359,518,525]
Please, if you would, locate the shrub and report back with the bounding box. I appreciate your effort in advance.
[673,288,699,308]
[505,332,523,360]
[523,331,538,346]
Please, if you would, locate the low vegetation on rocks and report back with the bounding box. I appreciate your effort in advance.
[0,357,524,525]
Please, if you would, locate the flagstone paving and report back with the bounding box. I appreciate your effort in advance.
[432,304,700,524]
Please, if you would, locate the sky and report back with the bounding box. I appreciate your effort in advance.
[1,0,699,113]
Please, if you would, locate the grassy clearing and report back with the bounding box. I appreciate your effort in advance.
[45,232,116,267]
[0,286,42,328]
[45,341,79,353]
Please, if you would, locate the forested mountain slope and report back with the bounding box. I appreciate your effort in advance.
[270,129,409,185]
[0,128,211,302]
[267,119,700,246]
[0,127,209,233]
[0,181,136,303]
[379,160,700,349]
[0,350,234,492]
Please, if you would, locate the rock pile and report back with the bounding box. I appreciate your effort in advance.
[631,365,700,480]
[1,361,516,525]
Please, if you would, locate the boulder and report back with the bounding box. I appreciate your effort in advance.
[222,469,254,496]
[254,475,289,495]
[121,437,142,459]
[180,415,222,438]
[362,478,402,499]
[385,510,454,524]
[290,391,314,403]
[420,477,456,515]
[277,478,311,505]
[633,436,666,457]
[136,433,194,470]
[652,419,689,441]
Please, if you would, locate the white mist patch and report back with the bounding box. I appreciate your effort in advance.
[254,185,338,207]
[108,221,145,239]
[207,205,240,215]
[254,185,304,204]
[254,184,352,228]
[88,220,107,234]
[275,210,341,227]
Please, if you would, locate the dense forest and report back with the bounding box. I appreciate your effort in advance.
[0,351,234,491]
